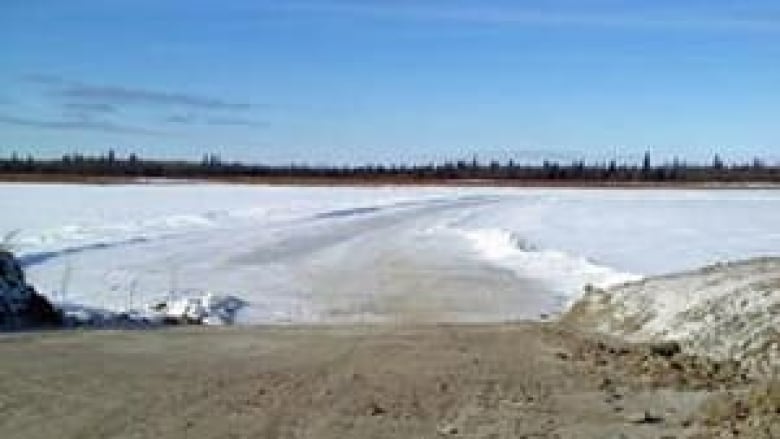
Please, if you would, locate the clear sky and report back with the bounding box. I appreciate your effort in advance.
[2,0,780,164]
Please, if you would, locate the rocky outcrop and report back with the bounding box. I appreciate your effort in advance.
[0,250,61,329]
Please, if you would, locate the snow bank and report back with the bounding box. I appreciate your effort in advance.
[565,257,780,375]
[455,227,640,303]
[60,293,247,327]
[152,293,246,325]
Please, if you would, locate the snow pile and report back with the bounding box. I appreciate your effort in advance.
[60,293,247,327]
[150,293,246,325]
[457,227,640,302]
[565,257,780,375]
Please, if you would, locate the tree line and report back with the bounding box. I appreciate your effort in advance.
[1,150,778,183]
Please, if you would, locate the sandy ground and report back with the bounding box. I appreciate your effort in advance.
[3,323,776,439]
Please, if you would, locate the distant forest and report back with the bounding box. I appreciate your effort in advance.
[1,150,779,183]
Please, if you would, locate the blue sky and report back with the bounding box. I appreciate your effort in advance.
[2,0,780,164]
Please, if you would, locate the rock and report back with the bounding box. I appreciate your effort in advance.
[367,402,386,416]
[0,250,62,329]
[26,289,62,325]
[436,423,459,435]
[626,411,664,424]
[0,250,24,283]
[648,341,682,358]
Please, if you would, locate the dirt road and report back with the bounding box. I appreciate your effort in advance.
[4,323,775,438]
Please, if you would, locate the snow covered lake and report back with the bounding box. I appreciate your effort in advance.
[2,183,779,323]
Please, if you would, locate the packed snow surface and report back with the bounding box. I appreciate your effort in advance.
[2,183,779,323]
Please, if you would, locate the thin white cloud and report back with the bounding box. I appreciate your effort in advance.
[63,102,117,114]
[205,116,269,128]
[22,75,253,110]
[0,114,163,135]
[164,113,197,124]
[163,113,269,128]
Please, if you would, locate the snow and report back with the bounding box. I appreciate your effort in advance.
[58,293,246,327]
[566,258,780,374]
[456,227,640,302]
[1,183,779,324]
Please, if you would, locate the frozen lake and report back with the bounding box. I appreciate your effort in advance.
[2,183,779,323]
